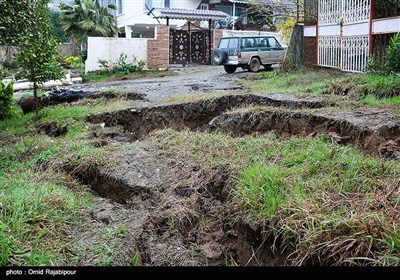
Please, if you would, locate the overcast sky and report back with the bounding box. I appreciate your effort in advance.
[48,0,74,10]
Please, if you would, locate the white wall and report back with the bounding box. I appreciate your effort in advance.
[304,26,316,37]
[85,37,148,72]
[373,16,400,34]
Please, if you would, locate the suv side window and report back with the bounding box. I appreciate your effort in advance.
[267,37,281,48]
[219,38,229,48]
[257,37,269,47]
[228,38,239,49]
[242,38,255,48]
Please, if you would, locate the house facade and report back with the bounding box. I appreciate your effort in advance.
[114,0,203,38]
[304,0,400,72]
[203,0,298,30]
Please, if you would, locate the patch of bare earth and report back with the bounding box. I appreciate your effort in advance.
[66,93,400,266]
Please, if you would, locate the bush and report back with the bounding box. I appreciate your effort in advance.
[0,64,11,79]
[0,80,15,120]
[95,53,146,77]
[62,56,81,69]
[385,33,400,73]
[368,33,400,74]
[278,17,296,44]
[116,53,145,74]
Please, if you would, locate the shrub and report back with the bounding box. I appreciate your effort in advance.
[0,64,11,79]
[62,56,81,69]
[278,17,296,44]
[116,53,145,74]
[385,33,400,73]
[368,33,400,74]
[0,80,15,120]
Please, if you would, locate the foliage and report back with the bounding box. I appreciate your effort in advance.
[324,73,400,99]
[0,64,10,79]
[153,129,400,265]
[278,17,297,43]
[246,0,276,30]
[94,53,145,76]
[15,0,65,110]
[62,56,81,69]
[385,33,400,73]
[241,67,343,96]
[50,10,68,43]
[116,53,145,75]
[0,0,38,46]
[368,33,400,74]
[60,0,118,48]
[0,80,14,120]
[246,0,300,31]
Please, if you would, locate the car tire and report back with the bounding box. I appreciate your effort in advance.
[211,49,226,65]
[248,57,261,72]
[224,65,237,74]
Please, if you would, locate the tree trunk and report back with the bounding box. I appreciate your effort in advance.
[33,82,39,112]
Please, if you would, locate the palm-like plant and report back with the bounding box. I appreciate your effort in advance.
[60,0,118,48]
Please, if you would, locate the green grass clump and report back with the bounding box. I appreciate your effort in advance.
[0,167,91,265]
[0,100,123,266]
[324,73,400,100]
[151,129,400,265]
[360,95,400,107]
[241,68,344,95]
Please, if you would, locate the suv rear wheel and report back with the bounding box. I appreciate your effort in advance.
[248,57,261,72]
[224,65,237,73]
[211,49,226,65]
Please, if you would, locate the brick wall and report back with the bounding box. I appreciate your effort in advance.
[213,29,224,50]
[147,25,170,70]
[304,37,318,66]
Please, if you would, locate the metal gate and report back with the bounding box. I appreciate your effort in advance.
[317,0,371,72]
[169,22,211,65]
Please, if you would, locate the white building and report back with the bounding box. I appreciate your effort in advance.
[115,0,204,38]
[304,0,400,72]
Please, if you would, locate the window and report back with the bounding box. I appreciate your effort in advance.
[228,38,239,49]
[200,4,209,10]
[257,37,268,47]
[219,38,229,48]
[268,37,280,48]
[145,0,168,10]
[164,0,170,8]
[118,0,123,14]
[242,38,255,48]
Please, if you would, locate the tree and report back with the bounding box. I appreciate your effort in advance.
[0,0,34,46]
[51,10,68,43]
[0,0,36,64]
[246,0,301,31]
[15,0,65,111]
[60,0,118,49]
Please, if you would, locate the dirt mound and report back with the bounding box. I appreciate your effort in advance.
[209,108,400,159]
[88,94,400,159]
[87,94,331,140]
[17,89,147,113]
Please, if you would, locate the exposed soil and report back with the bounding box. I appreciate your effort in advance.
[87,94,400,159]
[66,142,286,266]
[17,88,147,114]
[60,66,399,266]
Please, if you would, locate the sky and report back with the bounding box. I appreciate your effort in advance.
[48,0,75,10]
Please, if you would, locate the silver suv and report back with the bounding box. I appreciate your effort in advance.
[211,35,287,73]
